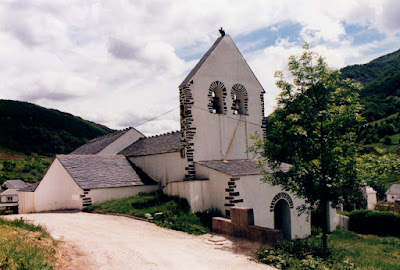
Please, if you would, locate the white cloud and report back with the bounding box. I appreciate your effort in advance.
[0,0,399,135]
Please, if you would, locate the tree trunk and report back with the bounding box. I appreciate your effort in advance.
[321,199,328,254]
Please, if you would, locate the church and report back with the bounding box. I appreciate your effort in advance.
[18,32,311,240]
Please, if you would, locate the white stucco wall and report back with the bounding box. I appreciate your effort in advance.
[99,128,144,155]
[164,180,211,212]
[129,152,188,187]
[18,158,84,213]
[234,175,310,239]
[387,193,400,203]
[364,186,377,209]
[0,194,18,203]
[17,191,34,213]
[164,163,230,212]
[166,163,311,239]
[187,36,264,162]
[88,185,158,205]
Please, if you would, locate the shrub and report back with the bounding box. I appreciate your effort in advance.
[348,209,400,236]
[375,201,400,214]
[2,160,16,172]
[384,135,392,145]
[195,208,224,229]
[257,234,357,269]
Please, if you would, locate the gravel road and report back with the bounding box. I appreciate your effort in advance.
[8,212,275,270]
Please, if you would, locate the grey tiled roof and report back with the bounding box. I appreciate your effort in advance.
[57,155,147,189]
[179,36,224,87]
[0,188,18,196]
[18,182,39,192]
[119,131,181,157]
[70,128,136,155]
[196,159,290,176]
[386,184,400,195]
[2,180,30,190]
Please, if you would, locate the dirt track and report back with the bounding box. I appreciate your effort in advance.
[8,212,275,270]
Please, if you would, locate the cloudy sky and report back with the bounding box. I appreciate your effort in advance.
[1,0,399,135]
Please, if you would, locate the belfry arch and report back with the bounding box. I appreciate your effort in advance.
[231,83,248,115]
[208,81,227,114]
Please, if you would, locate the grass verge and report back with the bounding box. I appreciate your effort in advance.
[257,229,400,269]
[0,217,56,269]
[83,192,212,235]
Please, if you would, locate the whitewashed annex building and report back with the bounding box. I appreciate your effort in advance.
[19,32,313,239]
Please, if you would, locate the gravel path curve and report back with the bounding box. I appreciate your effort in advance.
[8,212,275,270]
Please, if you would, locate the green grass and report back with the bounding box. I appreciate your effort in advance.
[0,217,56,269]
[258,229,400,269]
[84,192,210,235]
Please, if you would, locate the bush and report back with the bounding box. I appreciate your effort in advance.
[348,209,400,236]
[195,208,224,229]
[257,234,357,269]
[375,201,400,214]
[384,135,392,145]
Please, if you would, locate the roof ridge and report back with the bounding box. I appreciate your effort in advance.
[147,130,180,139]
[179,35,225,87]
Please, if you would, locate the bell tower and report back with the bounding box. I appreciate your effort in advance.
[179,32,265,179]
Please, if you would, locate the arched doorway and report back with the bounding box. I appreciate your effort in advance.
[274,199,291,240]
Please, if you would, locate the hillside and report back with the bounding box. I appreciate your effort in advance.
[340,48,400,84]
[340,49,400,122]
[0,99,113,155]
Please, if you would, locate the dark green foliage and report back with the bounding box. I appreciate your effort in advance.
[195,208,224,229]
[257,231,356,269]
[340,48,400,84]
[255,45,364,251]
[0,155,53,181]
[84,192,210,235]
[2,160,16,172]
[348,210,400,237]
[258,229,400,269]
[384,135,392,145]
[340,49,400,122]
[0,99,113,155]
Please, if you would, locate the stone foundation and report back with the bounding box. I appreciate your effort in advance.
[212,207,283,245]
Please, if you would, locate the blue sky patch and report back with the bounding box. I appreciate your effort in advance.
[344,23,386,45]
[236,22,303,53]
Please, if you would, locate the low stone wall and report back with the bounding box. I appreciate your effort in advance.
[212,207,283,245]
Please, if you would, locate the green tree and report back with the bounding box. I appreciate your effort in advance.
[254,45,364,252]
[357,152,400,200]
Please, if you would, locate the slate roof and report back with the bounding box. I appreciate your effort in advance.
[71,128,140,155]
[196,159,290,176]
[0,188,18,196]
[386,184,400,195]
[57,155,147,189]
[2,180,30,190]
[179,36,224,87]
[18,182,39,192]
[119,131,181,157]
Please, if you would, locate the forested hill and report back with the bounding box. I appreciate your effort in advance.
[340,48,400,84]
[340,48,400,122]
[0,99,114,155]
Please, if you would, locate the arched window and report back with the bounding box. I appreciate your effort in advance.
[231,84,248,115]
[208,81,227,114]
